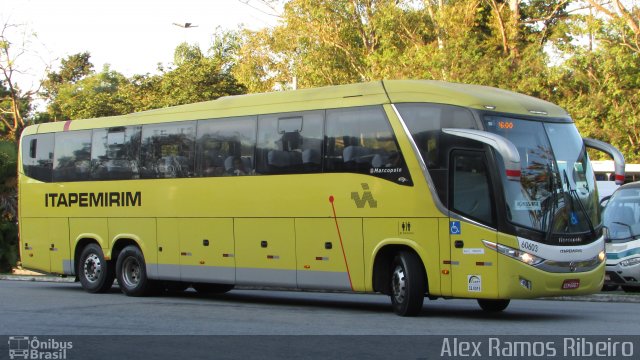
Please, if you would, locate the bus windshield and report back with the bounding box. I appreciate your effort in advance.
[484,117,600,235]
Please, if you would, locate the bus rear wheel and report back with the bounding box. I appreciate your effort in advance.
[390,250,425,316]
[78,243,115,293]
[116,245,155,296]
[477,299,510,312]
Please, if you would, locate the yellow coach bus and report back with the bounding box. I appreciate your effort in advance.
[18,80,625,316]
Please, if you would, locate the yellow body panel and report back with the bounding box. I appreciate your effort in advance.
[363,218,439,293]
[69,218,109,250]
[449,221,498,298]
[108,218,157,264]
[20,218,52,272]
[178,218,235,269]
[295,218,364,291]
[234,218,297,287]
[156,218,181,280]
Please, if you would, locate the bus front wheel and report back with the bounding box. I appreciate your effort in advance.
[390,251,425,316]
[78,243,115,293]
[116,245,155,296]
[477,299,510,312]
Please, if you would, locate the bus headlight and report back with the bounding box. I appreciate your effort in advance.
[598,250,606,263]
[482,240,545,266]
[620,257,640,267]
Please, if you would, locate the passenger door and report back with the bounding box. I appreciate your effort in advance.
[448,150,499,298]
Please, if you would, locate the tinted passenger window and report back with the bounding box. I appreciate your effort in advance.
[451,151,494,226]
[196,116,256,176]
[256,111,323,174]
[325,106,411,185]
[398,103,478,202]
[91,126,141,180]
[22,133,54,182]
[53,130,92,182]
[140,122,196,178]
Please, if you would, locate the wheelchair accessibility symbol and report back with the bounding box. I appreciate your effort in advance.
[450,221,461,235]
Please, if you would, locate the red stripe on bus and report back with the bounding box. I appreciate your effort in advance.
[329,195,354,291]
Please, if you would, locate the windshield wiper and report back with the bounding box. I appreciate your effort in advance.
[563,169,596,237]
[611,221,640,241]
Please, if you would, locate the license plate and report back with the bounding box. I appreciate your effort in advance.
[562,279,580,290]
[605,274,611,281]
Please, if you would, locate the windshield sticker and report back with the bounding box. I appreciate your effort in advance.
[515,200,541,210]
[570,212,579,225]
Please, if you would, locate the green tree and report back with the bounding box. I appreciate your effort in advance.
[0,23,38,141]
[42,52,94,120]
[150,42,246,108]
[551,0,640,162]
[53,65,134,120]
[0,140,17,272]
[234,0,567,96]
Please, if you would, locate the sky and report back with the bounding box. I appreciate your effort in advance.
[2,0,280,91]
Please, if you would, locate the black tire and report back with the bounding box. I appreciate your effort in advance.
[116,245,155,296]
[390,250,426,316]
[601,284,619,292]
[477,299,510,312]
[192,283,234,295]
[621,285,640,293]
[77,243,115,293]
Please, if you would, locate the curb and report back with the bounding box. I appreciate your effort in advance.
[541,293,640,303]
[1,274,639,303]
[0,274,75,283]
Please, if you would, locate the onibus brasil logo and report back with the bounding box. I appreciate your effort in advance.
[8,336,73,359]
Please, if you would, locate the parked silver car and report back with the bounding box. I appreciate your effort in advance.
[601,181,640,292]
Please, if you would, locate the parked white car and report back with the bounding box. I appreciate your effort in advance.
[601,181,640,292]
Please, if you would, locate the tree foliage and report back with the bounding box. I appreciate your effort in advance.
[0,22,39,141]
[43,39,247,120]
[232,0,638,162]
[0,140,17,272]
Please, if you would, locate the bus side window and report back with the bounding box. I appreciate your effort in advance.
[52,131,92,182]
[140,121,196,179]
[196,116,257,177]
[91,126,141,180]
[325,106,412,185]
[22,133,54,182]
[256,111,323,175]
[398,103,477,204]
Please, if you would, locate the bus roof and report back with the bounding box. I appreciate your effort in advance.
[27,80,570,135]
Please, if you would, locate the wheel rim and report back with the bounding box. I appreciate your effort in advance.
[83,253,102,283]
[392,264,407,304]
[122,257,141,288]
